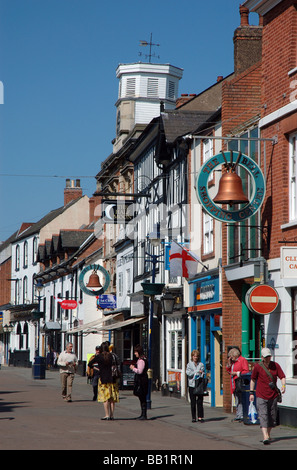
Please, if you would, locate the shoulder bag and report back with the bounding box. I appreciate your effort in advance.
[259,362,282,403]
[111,353,121,382]
[193,377,209,396]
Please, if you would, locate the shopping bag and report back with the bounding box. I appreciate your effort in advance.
[248,401,258,424]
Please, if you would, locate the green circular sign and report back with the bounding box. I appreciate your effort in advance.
[196,151,265,223]
[79,264,110,296]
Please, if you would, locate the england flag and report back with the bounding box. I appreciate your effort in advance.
[169,241,199,279]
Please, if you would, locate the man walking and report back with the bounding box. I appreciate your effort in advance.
[57,342,78,402]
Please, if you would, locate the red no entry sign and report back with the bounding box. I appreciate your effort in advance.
[245,284,279,315]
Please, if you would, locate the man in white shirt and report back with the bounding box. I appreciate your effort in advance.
[57,342,78,402]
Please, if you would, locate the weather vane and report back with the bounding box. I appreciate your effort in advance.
[139,33,160,62]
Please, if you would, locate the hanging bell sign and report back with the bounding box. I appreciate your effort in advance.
[86,270,102,289]
[196,150,265,223]
[79,264,110,296]
[213,151,249,206]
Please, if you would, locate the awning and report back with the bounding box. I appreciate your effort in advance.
[42,322,61,331]
[98,316,146,331]
[67,313,122,334]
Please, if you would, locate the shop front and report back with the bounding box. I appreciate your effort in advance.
[163,313,187,398]
[188,271,222,407]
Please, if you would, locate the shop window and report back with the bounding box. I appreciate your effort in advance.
[292,289,297,377]
[169,330,182,369]
[17,322,23,349]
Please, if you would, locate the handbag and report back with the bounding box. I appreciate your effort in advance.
[111,353,121,382]
[235,376,244,393]
[133,376,142,397]
[259,362,282,403]
[193,377,208,396]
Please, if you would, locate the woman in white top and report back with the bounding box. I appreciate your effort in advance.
[186,349,205,422]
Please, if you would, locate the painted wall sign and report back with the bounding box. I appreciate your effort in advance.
[280,246,297,278]
[196,151,265,223]
[79,264,110,296]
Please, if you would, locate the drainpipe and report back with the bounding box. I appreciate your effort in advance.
[242,284,250,358]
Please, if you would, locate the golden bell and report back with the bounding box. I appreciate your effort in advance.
[86,271,102,288]
[213,170,249,205]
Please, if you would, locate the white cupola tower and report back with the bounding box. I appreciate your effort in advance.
[113,62,183,152]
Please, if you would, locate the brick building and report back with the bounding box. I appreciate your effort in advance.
[221,5,263,411]
[242,0,297,426]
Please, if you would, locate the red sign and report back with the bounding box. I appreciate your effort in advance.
[246,284,279,315]
[60,300,77,310]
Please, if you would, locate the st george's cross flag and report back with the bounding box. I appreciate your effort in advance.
[169,241,199,279]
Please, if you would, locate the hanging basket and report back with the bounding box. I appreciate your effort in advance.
[141,281,165,296]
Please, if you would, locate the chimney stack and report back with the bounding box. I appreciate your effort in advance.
[64,179,83,206]
[239,5,249,26]
[233,5,262,75]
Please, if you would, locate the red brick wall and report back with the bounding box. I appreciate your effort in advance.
[261,1,297,116]
[221,59,262,411]
[222,62,262,137]
[260,1,297,259]
[0,258,12,306]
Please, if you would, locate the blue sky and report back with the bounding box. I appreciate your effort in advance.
[0,0,259,240]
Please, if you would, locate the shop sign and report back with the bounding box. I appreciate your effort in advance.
[102,200,136,224]
[60,300,77,310]
[96,294,117,309]
[194,277,219,306]
[79,264,110,296]
[280,246,297,278]
[196,151,265,223]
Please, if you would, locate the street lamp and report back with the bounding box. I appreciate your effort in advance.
[34,279,45,356]
[141,236,164,410]
[161,290,175,315]
[3,323,14,366]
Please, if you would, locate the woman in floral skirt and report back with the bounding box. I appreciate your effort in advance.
[97,341,119,420]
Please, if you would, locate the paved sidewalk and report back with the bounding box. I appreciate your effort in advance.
[1,366,297,451]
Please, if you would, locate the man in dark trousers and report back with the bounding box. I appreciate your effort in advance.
[88,345,102,401]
